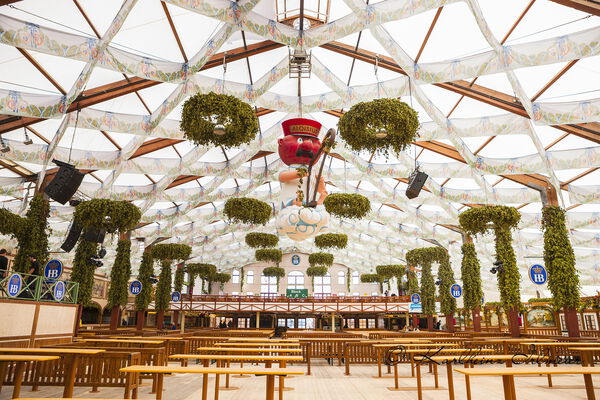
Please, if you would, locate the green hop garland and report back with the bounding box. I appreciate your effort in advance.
[314,233,348,249]
[154,259,173,311]
[263,266,285,292]
[255,249,282,264]
[245,232,279,248]
[70,239,99,306]
[224,197,272,225]
[74,199,141,233]
[323,193,371,219]
[309,252,334,267]
[151,243,191,261]
[460,242,483,312]
[107,239,132,308]
[135,250,154,311]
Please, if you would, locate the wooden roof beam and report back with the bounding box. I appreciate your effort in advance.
[547,0,600,15]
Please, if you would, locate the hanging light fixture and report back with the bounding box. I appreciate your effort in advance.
[0,136,10,153]
[213,123,226,136]
[23,127,33,145]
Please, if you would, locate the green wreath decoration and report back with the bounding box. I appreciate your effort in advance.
[180,92,258,149]
[314,233,348,249]
[245,232,279,248]
[262,266,285,278]
[224,197,272,225]
[187,263,217,294]
[309,252,334,267]
[70,239,99,306]
[151,243,192,261]
[306,266,328,277]
[107,239,132,308]
[255,249,282,264]
[211,272,231,291]
[323,193,371,219]
[338,98,419,157]
[375,265,405,279]
[74,199,142,233]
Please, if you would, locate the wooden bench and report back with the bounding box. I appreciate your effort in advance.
[120,365,304,400]
[454,366,600,400]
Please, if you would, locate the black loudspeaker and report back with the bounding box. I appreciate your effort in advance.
[44,160,84,204]
[60,221,82,252]
[84,227,106,244]
[405,169,428,199]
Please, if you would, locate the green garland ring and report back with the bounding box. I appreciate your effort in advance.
[224,197,272,225]
[314,233,348,249]
[323,193,371,219]
[245,232,279,248]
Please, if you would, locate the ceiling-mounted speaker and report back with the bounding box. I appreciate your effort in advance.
[405,168,428,199]
[84,227,106,244]
[44,159,84,204]
[60,221,82,252]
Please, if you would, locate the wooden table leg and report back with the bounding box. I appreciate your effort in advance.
[394,353,399,389]
[266,375,275,400]
[446,362,455,400]
[501,376,512,400]
[377,348,382,378]
[416,361,423,400]
[0,361,6,393]
[202,360,209,400]
[132,372,139,399]
[465,363,471,400]
[278,360,286,400]
[214,373,220,400]
[62,354,79,398]
[411,354,415,377]
[11,361,25,399]
[156,373,164,400]
[583,373,596,400]
[225,360,230,388]
[344,344,350,376]
[433,362,439,389]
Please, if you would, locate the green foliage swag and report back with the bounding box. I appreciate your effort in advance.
[255,249,282,264]
[263,266,284,292]
[74,199,141,233]
[338,98,419,157]
[460,242,483,312]
[0,194,50,272]
[407,269,419,294]
[154,259,172,311]
[245,232,279,248]
[70,239,98,306]
[240,266,245,291]
[459,206,521,310]
[306,266,328,277]
[541,206,580,310]
[224,197,272,225]
[187,263,217,294]
[361,273,384,293]
[135,250,154,311]
[180,92,259,149]
[212,272,231,291]
[314,233,348,249]
[437,251,457,316]
[323,193,371,219]
[346,267,351,292]
[528,297,554,304]
[151,243,192,261]
[309,252,334,267]
[376,265,406,295]
[174,267,185,293]
[406,248,442,317]
[107,239,132,308]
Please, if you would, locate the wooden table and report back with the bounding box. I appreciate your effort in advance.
[197,347,302,354]
[170,354,304,400]
[214,342,300,347]
[120,365,304,400]
[388,348,494,390]
[455,366,600,400]
[226,338,299,343]
[0,355,59,398]
[0,348,105,398]
[78,339,164,345]
[417,354,548,400]
[570,347,600,366]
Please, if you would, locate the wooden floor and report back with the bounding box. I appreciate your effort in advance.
[2,360,597,400]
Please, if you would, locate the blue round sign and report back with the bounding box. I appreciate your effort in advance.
[411,293,421,304]
[44,259,63,280]
[171,291,181,302]
[450,284,462,298]
[529,264,547,285]
[129,280,142,296]
[53,281,66,301]
[7,273,22,297]
[291,255,300,265]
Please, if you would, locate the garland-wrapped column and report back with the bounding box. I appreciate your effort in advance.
[437,250,457,333]
[108,236,132,330]
[172,263,185,328]
[542,206,581,337]
[134,249,154,331]
[407,268,420,328]
[461,238,483,332]
[70,239,99,307]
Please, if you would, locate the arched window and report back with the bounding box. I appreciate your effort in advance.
[247,270,254,284]
[314,273,331,296]
[352,271,359,285]
[287,271,304,289]
[337,270,345,285]
[261,274,277,297]
[232,269,240,284]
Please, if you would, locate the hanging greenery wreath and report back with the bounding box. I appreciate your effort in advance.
[224,197,272,225]
[154,259,172,311]
[541,206,580,310]
[338,98,419,157]
[323,193,371,219]
[245,232,279,248]
[309,252,334,267]
[459,206,521,311]
[375,265,405,279]
[187,263,217,294]
[263,266,285,292]
[255,249,282,264]
[151,243,192,261]
[314,233,348,249]
[74,199,142,233]
[211,272,231,291]
[180,92,259,149]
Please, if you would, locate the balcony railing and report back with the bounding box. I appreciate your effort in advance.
[180,294,410,303]
[0,272,79,304]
